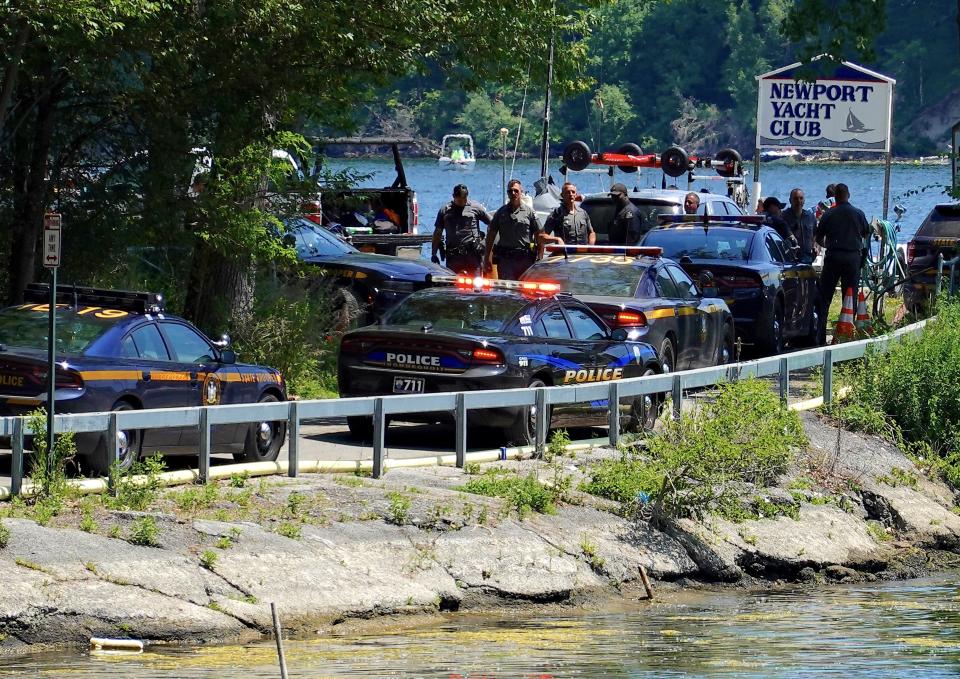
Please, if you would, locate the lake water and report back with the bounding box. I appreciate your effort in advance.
[328,156,951,243]
[7,571,960,677]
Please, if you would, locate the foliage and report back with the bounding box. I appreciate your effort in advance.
[583,379,805,521]
[386,491,412,525]
[200,550,218,570]
[461,469,558,518]
[128,516,160,546]
[276,522,301,539]
[26,408,76,503]
[0,521,9,548]
[106,455,166,511]
[545,428,572,462]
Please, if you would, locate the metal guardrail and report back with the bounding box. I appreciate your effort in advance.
[935,253,960,299]
[2,319,929,496]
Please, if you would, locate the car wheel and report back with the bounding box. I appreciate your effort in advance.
[625,368,662,433]
[346,415,374,441]
[86,401,141,476]
[334,288,363,333]
[717,323,735,364]
[659,338,676,374]
[506,378,547,446]
[235,394,286,463]
[761,300,785,355]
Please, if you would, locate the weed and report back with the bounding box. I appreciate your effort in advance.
[117,622,134,636]
[207,601,228,615]
[461,469,558,518]
[286,492,306,517]
[200,549,218,569]
[463,462,481,475]
[545,429,571,462]
[172,483,221,512]
[335,475,364,488]
[26,409,75,501]
[386,491,412,525]
[15,557,45,572]
[0,522,9,548]
[32,496,59,526]
[579,534,605,573]
[739,530,758,546]
[128,516,160,546]
[229,471,250,488]
[751,496,800,521]
[106,455,166,511]
[477,505,489,525]
[229,527,242,540]
[277,522,301,539]
[215,536,233,550]
[866,520,891,542]
[85,562,97,574]
[108,524,121,539]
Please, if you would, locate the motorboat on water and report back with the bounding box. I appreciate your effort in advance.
[760,147,804,162]
[438,134,476,168]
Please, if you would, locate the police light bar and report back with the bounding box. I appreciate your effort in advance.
[431,275,560,294]
[24,283,165,313]
[545,245,662,257]
[657,214,765,226]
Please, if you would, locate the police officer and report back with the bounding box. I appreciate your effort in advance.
[484,179,541,279]
[815,183,869,333]
[432,184,491,275]
[782,188,817,263]
[608,183,642,244]
[539,181,594,256]
[762,196,796,245]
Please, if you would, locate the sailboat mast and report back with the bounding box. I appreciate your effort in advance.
[539,30,554,179]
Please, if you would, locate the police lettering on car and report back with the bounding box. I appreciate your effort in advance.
[338,275,664,445]
[0,285,287,475]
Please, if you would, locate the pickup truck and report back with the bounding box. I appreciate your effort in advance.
[309,137,432,257]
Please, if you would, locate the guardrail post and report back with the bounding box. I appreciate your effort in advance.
[607,381,620,448]
[534,388,547,456]
[454,393,467,468]
[822,349,834,405]
[372,398,385,479]
[198,407,210,484]
[671,375,682,420]
[11,417,24,497]
[779,357,790,404]
[287,400,299,478]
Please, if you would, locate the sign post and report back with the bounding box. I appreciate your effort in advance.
[756,58,896,216]
[43,213,61,474]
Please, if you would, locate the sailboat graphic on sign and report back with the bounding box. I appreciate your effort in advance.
[843,109,873,133]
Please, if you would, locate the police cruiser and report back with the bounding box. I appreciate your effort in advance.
[337,276,663,445]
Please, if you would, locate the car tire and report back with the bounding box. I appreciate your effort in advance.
[506,378,548,446]
[717,323,735,364]
[659,337,676,374]
[346,415,374,441]
[625,368,662,433]
[760,300,786,355]
[235,394,286,463]
[85,401,141,477]
[334,287,363,333]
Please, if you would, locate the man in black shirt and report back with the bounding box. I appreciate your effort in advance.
[539,181,595,256]
[762,196,797,246]
[815,183,870,335]
[782,188,817,263]
[432,184,491,275]
[484,179,541,279]
[608,183,642,244]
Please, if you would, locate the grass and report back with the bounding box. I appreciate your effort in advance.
[461,469,559,518]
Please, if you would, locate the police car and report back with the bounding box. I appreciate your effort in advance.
[337,276,663,444]
[522,245,735,371]
[642,216,821,355]
[0,285,287,475]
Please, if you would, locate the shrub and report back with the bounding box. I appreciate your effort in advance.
[26,408,76,503]
[582,379,805,521]
[461,469,558,518]
[106,455,166,511]
[386,491,411,525]
[128,517,160,546]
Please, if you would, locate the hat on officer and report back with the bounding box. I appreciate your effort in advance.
[609,183,628,197]
[763,196,786,210]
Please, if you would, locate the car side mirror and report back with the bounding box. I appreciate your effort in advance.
[218,348,237,365]
[212,333,231,349]
[610,327,628,341]
[689,283,701,297]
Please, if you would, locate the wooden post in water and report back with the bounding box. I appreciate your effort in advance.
[271,602,289,679]
[638,564,654,600]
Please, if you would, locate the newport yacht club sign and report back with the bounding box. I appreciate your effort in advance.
[756,58,895,153]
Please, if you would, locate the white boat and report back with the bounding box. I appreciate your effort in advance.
[438,133,476,168]
[760,148,803,162]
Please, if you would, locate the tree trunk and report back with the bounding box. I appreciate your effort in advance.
[0,20,30,139]
[183,244,255,336]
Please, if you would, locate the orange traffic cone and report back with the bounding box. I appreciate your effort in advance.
[833,287,856,343]
[855,289,873,335]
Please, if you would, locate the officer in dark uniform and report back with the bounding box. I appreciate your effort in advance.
[484,179,541,279]
[815,182,870,334]
[432,184,491,275]
[539,181,595,256]
[608,183,642,244]
[762,196,797,246]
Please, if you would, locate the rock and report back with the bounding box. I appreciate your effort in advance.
[861,486,960,548]
[824,565,860,582]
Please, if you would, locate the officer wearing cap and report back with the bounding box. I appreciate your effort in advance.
[762,196,796,245]
[608,183,642,244]
[432,184,491,275]
[484,179,541,279]
[539,181,595,256]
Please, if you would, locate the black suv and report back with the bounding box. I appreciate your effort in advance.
[904,203,960,309]
[579,189,745,245]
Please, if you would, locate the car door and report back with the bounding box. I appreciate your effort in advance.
[157,320,240,448]
[654,265,692,371]
[118,321,183,450]
[528,304,584,423]
[764,232,800,332]
[666,263,717,369]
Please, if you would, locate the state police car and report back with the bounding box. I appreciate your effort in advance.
[522,245,736,371]
[0,285,287,474]
[337,276,663,444]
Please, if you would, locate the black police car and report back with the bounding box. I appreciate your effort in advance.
[286,218,450,325]
[337,276,663,444]
[642,218,821,355]
[522,245,735,371]
[0,285,287,475]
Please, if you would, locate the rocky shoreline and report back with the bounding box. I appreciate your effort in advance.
[0,411,957,656]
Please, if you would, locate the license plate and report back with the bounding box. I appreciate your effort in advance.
[392,376,425,393]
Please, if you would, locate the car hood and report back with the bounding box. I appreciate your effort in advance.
[301,253,451,281]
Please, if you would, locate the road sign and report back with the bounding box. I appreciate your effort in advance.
[43,213,61,268]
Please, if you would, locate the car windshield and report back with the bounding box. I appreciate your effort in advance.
[523,257,655,297]
[0,306,119,353]
[385,291,526,334]
[643,228,753,261]
[917,205,960,239]
[286,220,357,258]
